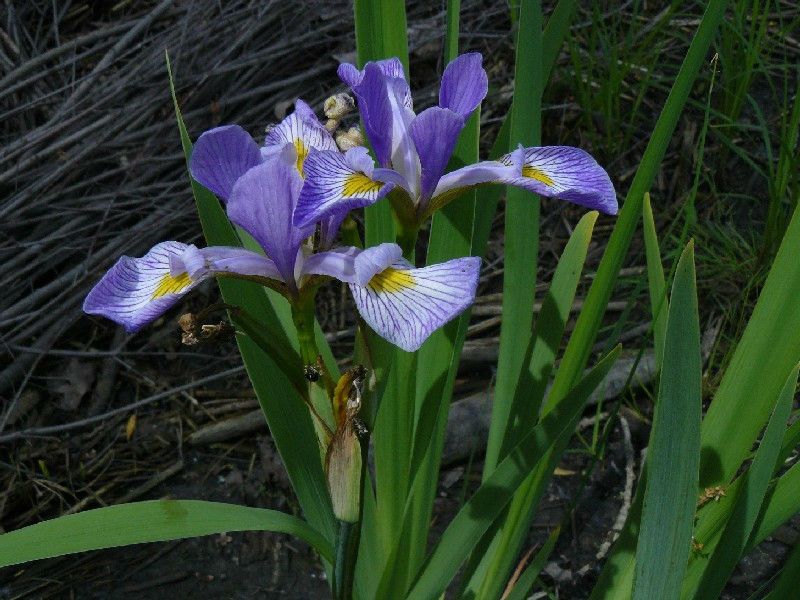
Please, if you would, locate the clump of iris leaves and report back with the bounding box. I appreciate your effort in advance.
[2,2,800,600]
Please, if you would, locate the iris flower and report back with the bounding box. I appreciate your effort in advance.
[292,53,617,232]
[83,102,480,352]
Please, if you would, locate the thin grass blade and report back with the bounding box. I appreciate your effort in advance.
[503,525,561,600]
[690,365,798,599]
[406,346,620,600]
[642,192,668,368]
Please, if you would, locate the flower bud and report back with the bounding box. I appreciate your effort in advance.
[335,126,365,152]
[325,420,362,523]
[324,93,355,121]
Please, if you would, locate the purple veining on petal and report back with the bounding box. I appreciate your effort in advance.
[293,148,398,228]
[349,255,481,352]
[227,149,312,284]
[409,106,465,205]
[190,125,263,202]
[83,241,203,333]
[439,52,488,119]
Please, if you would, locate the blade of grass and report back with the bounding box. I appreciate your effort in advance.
[642,192,668,368]
[503,525,561,600]
[633,241,701,600]
[690,365,798,599]
[700,202,800,488]
[405,346,621,600]
[167,55,336,546]
[484,0,543,480]
[495,211,599,464]
[0,500,333,568]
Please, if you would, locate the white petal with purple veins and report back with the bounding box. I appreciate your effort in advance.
[349,255,481,352]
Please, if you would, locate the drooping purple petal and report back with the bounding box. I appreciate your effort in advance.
[500,146,618,215]
[439,53,488,119]
[349,254,481,352]
[293,147,405,228]
[431,146,618,215]
[227,147,312,283]
[301,246,361,283]
[179,245,284,282]
[263,99,338,176]
[190,125,263,202]
[83,241,205,332]
[409,106,465,205]
[352,243,404,285]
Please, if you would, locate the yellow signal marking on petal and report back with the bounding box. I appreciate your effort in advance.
[294,138,308,177]
[151,272,192,299]
[368,268,416,294]
[342,173,383,198]
[522,166,554,186]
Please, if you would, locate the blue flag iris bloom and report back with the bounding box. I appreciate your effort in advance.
[84,101,480,352]
[292,53,618,230]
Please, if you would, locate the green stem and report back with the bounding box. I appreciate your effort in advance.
[396,222,418,262]
[334,518,363,599]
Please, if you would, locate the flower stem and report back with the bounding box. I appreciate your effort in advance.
[334,519,358,599]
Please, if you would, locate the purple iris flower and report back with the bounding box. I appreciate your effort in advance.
[292,53,617,230]
[83,101,480,352]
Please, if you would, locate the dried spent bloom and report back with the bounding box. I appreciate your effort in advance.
[84,101,481,352]
[292,53,617,231]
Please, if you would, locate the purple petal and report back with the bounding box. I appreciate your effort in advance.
[263,99,338,176]
[349,255,481,352]
[432,146,618,215]
[190,125,263,202]
[409,106,465,203]
[347,63,394,166]
[83,241,205,332]
[228,150,312,283]
[353,243,403,285]
[181,245,284,282]
[501,146,618,215]
[301,246,361,283]
[439,53,488,119]
[293,148,400,228]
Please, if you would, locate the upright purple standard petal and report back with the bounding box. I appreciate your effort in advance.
[409,106,465,205]
[190,125,263,202]
[349,253,481,352]
[439,53,488,119]
[346,63,395,167]
[338,58,412,108]
[227,147,313,284]
[83,241,205,332]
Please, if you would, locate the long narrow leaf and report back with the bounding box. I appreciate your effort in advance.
[691,365,798,599]
[633,241,701,600]
[405,346,621,600]
[0,500,333,567]
[642,192,668,367]
[485,0,543,479]
[504,526,561,600]
[167,56,336,545]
